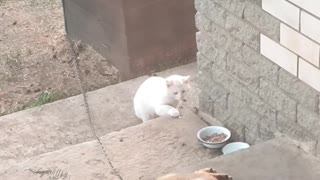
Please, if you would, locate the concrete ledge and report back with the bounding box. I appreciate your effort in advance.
[0,63,198,172]
[0,141,119,180]
[101,109,222,180]
[177,137,320,180]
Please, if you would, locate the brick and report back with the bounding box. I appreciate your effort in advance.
[199,90,215,116]
[196,32,227,70]
[196,0,260,50]
[243,0,280,41]
[280,24,320,67]
[247,0,262,6]
[277,113,317,154]
[227,95,262,144]
[223,116,246,142]
[194,0,226,26]
[299,58,320,92]
[258,78,297,120]
[225,11,260,50]
[211,0,246,17]
[260,34,298,76]
[278,68,319,112]
[288,0,320,18]
[241,45,279,83]
[297,105,320,136]
[226,51,260,90]
[259,118,276,141]
[301,11,320,45]
[212,0,280,41]
[209,58,277,121]
[262,0,300,30]
[195,13,243,53]
[213,94,230,121]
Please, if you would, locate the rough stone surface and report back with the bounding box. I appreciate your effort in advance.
[196,14,279,84]
[277,113,317,154]
[101,110,222,180]
[297,105,320,136]
[196,0,320,150]
[196,0,260,50]
[195,0,226,26]
[177,137,320,180]
[0,141,119,180]
[211,0,280,41]
[258,78,297,120]
[0,96,94,171]
[225,10,260,50]
[242,1,280,41]
[278,68,319,113]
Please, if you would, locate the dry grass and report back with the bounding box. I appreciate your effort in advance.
[0,0,119,116]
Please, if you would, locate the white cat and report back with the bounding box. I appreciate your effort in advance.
[133,75,190,122]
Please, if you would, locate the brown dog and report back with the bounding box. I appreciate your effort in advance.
[157,168,232,180]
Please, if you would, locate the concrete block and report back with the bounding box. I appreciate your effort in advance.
[281,24,320,67]
[258,78,297,120]
[260,34,298,76]
[301,11,320,44]
[227,51,260,90]
[228,95,262,144]
[213,94,229,121]
[225,11,260,50]
[195,13,243,53]
[241,45,279,83]
[196,33,227,70]
[297,105,320,136]
[244,0,280,41]
[195,0,226,26]
[299,58,320,92]
[209,59,277,121]
[211,0,246,17]
[277,113,317,154]
[212,0,280,41]
[278,68,319,112]
[262,0,299,30]
[288,0,320,18]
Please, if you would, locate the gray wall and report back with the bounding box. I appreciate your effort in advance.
[195,0,320,155]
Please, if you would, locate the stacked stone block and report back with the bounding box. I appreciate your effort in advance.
[195,0,320,156]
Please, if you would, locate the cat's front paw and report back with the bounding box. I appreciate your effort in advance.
[168,108,180,118]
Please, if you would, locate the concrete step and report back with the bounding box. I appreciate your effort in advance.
[0,63,198,171]
[175,137,320,180]
[0,109,223,180]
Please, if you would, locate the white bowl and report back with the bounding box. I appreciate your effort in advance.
[222,142,250,154]
[197,126,231,148]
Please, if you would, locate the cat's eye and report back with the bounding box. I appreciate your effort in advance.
[174,92,178,95]
[182,90,185,93]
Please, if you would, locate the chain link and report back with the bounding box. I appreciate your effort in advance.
[70,41,123,180]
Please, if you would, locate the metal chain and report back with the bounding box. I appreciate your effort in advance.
[70,42,123,180]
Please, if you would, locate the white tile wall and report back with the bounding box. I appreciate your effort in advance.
[260,34,298,76]
[299,58,320,92]
[288,0,320,18]
[280,24,320,67]
[301,11,320,44]
[262,0,300,30]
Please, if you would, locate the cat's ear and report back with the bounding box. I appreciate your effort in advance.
[183,76,190,84]
[166,80,173,88]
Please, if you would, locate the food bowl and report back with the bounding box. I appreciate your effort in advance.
[222,142,250,154]
[197,126,231,148]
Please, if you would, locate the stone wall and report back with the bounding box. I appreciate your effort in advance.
[195,0,320,156]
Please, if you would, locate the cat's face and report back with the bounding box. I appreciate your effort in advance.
[166,75,190,100]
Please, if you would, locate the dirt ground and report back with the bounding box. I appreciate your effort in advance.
[0,0,119,115]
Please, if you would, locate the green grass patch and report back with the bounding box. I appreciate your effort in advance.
[29,91,63,108]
